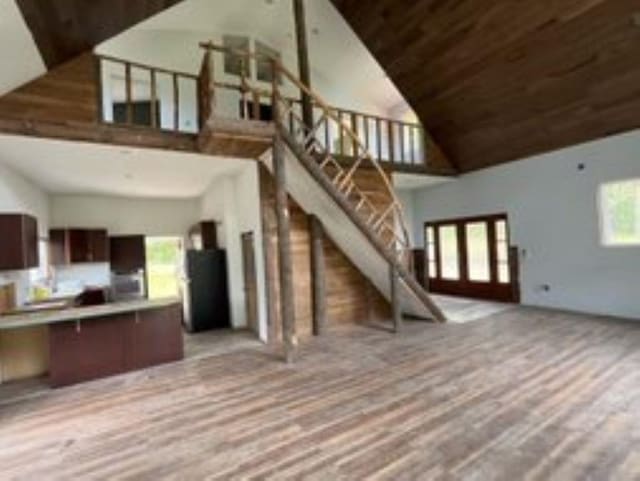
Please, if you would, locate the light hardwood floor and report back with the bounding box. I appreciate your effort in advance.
[0,306,639,480]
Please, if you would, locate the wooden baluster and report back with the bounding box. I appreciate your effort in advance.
[339,111,345,156]
[150,69,157,129]
[376,118,382,161]
[363,116,370,151]
[125,62,133,124]
[324,114,330,152]
[399,123,405,164]
[173,73,179,131]
[288,101,295,134]
[388,120,395,164]
[410,125,416,164]
[252,89,261,120]
[351,112,358,157]
[94,56,104,123]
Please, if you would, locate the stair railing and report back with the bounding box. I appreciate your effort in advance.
[198,42,414,268]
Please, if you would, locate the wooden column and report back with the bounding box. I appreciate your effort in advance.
[309,215,327,336]
[273,133,297,362]
[293,0,314,132]
[390,263,402,333]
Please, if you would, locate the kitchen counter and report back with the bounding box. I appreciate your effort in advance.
[0,297,181,330]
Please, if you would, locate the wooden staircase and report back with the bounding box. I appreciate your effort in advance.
[198,43,446,324]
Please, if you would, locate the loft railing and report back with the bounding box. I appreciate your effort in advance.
[93,50,436,172]
[199,42,414,266]
[94,54,200,133]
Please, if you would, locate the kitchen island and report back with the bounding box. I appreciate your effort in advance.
[0,298,184,388]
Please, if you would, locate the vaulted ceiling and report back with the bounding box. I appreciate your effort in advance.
[330,0,640,172]
[15,0,184,69]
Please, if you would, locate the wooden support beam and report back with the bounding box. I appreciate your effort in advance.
[390,263,402,333]
[273,131,297,362]
[309,215,327,336]
[94,56,104,123]
[293,0,313,132]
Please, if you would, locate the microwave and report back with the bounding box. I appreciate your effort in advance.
[111,270,146,301]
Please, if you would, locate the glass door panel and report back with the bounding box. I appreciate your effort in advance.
[438,225,460,280]
[465,222,491,282]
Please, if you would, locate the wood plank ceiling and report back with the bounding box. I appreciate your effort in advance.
[330,0,640,172]
[16,0,184,69]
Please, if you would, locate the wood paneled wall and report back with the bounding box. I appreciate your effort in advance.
[0,54,97,123]
[259,165,390,343]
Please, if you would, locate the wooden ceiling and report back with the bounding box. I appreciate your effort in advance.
[330,0,640,172]
[16,0,184,69]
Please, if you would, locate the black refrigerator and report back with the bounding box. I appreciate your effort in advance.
[184,249,231,333]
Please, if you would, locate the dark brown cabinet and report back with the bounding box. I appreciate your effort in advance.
[49,228,109,265]
[0,214,39,271]
[109,235,146,273]
[49,304,184,387]
[189,221,217,250]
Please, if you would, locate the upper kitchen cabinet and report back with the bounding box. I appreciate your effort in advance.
[49,228,109,265]
[0,214,39,271]
[189,221,217,251]
[109,235,146,273]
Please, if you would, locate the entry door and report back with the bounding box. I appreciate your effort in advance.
[425,214,518,302]
[241,232,259,335]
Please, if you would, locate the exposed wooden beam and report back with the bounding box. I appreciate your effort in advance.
[293,0,314,131]
[389,264,402,333]
[273,132,297,362]
[309,215,327,336]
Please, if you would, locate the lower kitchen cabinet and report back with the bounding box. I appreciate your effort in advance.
[129,305,184,370]
[49,304,183,388]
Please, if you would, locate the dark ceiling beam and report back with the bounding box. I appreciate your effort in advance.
[16,0,185,69]
[330,0,640,173]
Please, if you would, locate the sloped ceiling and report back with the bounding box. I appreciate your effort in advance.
[330,0,640,172]
[15,0,184,69]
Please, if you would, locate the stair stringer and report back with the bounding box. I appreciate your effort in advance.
[260,145,437,321]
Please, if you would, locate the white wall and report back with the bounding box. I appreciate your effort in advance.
[0,0,46,96]
[408,130,640,320]
[0,162,50,305]
[51,195,199,237]
[200,162,268,341]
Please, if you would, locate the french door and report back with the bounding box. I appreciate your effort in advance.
[424,214,519,302]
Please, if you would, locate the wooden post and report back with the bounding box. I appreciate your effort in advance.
[125,62,133,124]
[390,263,402,333]
[309,215,327,336]
[272,72,297,363]
[293,0,313,132]
[94,56,104,123]
[150,69,157,129]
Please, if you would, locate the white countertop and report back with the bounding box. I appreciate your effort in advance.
[0,298,181,330]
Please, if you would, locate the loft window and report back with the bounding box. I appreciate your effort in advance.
[599,179,640,246]
[223,35,251,77]
[255,41,280,83]
[113,101,160,126]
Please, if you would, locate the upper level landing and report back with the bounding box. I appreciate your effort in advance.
[0,46,456,176]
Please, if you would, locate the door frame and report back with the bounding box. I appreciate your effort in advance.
[240,231,259,335]
[423,213,520,303]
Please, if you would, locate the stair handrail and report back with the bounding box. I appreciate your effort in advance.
[199,42,413,261]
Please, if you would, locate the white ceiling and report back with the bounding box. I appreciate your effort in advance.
[0,134,249,199]
[98,0,412,116]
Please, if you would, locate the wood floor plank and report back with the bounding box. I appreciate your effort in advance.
[0,306,639,480]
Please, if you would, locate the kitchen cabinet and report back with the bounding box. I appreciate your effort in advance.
[49,228,109,265]
[0,214,39,271]
[109,235,146,273]
[189,221,217,250]
[49,303,183,387]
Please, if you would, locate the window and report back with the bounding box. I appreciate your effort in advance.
[426,226,436,279]
[599,179,640,246]
[495,220,510,283]
[255,41,280,83]
[223,35,251,77]
[466,222,490,282]
[438,225,460,280]
[145,237,183,300]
